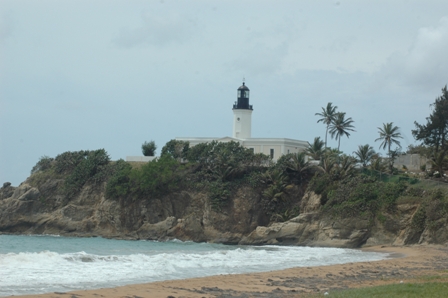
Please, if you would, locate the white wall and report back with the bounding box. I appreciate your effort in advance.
[232,109,252,139]
[126,156,157,162]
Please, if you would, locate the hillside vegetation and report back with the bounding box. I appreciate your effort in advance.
[1,140,448,247]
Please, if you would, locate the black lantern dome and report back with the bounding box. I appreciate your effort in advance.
[233,82,253,110]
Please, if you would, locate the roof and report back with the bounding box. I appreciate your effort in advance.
[237,82,250,90]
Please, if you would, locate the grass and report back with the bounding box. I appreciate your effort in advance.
[395,195,423,205]
[409,179,448,191]
[307,277,448,298]
[306,282,448,298]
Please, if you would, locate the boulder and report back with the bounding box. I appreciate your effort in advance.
[136,216,177,240]
[0,182,15,200]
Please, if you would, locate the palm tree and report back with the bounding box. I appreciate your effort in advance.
[332,154,357,180]
[353,144,376,168]
[375,122,402,154]
[370,155,387,172]
[306,137,325,160]
[329,112,355,151]
[316,102,338,148]
[285,152,310,183]
[375,122,402,171]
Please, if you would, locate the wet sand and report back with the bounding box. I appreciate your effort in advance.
[12,245,448,298]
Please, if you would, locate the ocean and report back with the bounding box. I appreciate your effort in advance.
[0,235,389,297]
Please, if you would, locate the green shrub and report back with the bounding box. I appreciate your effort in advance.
[187,141,269,182]
[31,156,54,174]
[207,181,231,211]
[307,173,336,205]
[246,170,265,188]
[105,159,133,199]
[161,139,190,160]
[129,156,182,198]
[142,140,157,156]
[54,150,91,174]
[308,173,331,195]
[63,149,111,197]
[378,181,407,210]
[323,175,381,218]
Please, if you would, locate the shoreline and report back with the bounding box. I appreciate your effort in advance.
[9,245,448,298]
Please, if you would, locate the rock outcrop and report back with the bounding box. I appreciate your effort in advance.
[1,179,447,247]
[0,180,269,243]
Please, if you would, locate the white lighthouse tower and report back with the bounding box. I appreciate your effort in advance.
[232,82,253,139]
[172,80,309,162]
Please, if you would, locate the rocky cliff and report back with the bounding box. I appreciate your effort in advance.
[0,179,270,244]
[1,177,447,248]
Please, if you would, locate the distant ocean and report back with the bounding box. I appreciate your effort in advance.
[0,235,389,297]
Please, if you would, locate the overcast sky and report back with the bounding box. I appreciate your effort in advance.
[1,0,448,186]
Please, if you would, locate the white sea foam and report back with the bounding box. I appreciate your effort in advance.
[0,236,389,297]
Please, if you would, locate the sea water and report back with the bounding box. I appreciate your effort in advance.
[0,235,389,296]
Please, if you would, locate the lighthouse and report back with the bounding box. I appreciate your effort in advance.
[172,80,309,162]
[232,82,253,139]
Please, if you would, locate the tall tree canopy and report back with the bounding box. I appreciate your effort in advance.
[161,139,190,161]
[412,86,448,173]
[142,140,157,157]
[354,144,375,168]
[316,102,338,148]
[329,112,355,151]
[306,137,325,160]
[375,122,402,154]
[375,122,402,172]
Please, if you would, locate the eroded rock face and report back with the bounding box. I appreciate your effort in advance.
[0,179,269,243]
[239,212,370,248]
[1,180,447,247]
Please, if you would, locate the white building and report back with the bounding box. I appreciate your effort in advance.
[176,82,309,161]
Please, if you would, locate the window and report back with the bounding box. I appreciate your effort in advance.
[249,148,254,153]
[270,149,274,159]
[287,149,290,154]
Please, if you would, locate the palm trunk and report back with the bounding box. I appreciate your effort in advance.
[388,143,393,173]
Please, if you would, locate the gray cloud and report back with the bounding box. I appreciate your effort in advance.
[112,12,193,48]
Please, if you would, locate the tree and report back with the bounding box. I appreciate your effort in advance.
[353,144,375,168]
[375,122,402,172]
[317,151,356,180]
[328,112,355,151]
[412,86,448,174]
[31,156,54,174]
[276,152,310,184]
[161,139,190,161]
[142,140,157,156]
[369,154,387,172]
[316,102,338,148]
[306,137,325,160]
[186,141,265,181]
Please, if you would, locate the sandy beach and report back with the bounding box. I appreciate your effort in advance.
[12,245,448,298]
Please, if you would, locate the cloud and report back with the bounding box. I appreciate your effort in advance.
[379,16,448,90]
[112,12,193,48]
